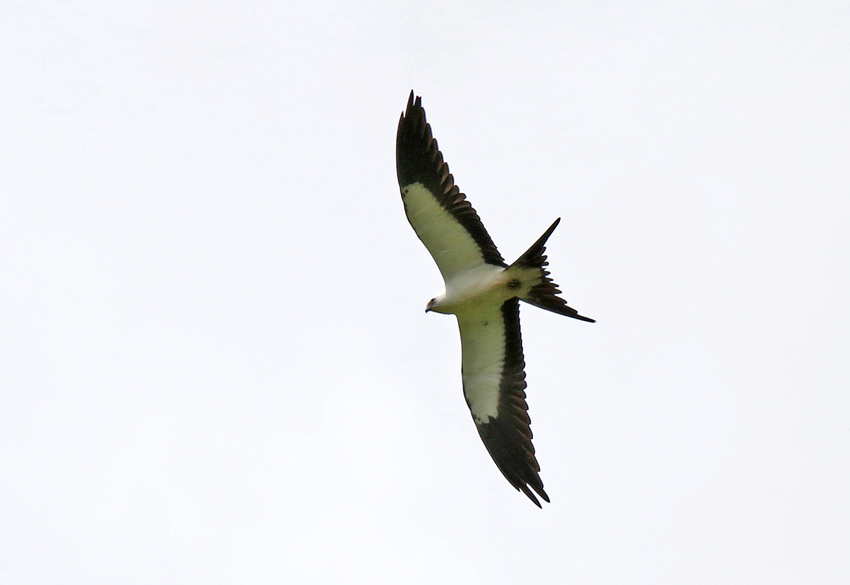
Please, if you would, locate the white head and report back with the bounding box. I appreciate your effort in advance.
[425,293,448,314]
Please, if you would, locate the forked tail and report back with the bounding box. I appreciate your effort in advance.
[510,218,595,322]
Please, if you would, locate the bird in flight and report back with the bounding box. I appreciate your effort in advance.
[395,91,594,507]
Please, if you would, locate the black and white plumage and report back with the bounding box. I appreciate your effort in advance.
[396,91,594,507]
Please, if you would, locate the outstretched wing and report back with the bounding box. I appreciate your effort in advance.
[396,91,506,282]
[456,299,548,507]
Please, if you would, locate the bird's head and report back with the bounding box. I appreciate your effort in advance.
[425,293,450,314]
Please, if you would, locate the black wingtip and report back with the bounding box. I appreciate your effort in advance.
[478,416,550,507]
[402,90,419,117]
[521,483,550,508]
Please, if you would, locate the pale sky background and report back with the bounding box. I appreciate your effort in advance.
[2,1,849,583]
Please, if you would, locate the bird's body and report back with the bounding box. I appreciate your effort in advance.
[396,92,593,507]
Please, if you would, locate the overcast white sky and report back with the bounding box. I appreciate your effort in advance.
[2,0,849,583]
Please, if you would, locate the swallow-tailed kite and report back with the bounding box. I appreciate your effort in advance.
[395,92,594,507]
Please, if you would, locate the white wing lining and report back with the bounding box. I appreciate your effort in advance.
[402,183,489,282]
[456,304,507,423]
